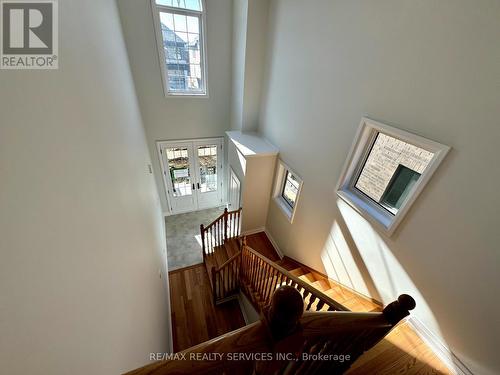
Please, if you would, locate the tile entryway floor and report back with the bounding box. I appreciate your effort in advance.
[165,207,224,271]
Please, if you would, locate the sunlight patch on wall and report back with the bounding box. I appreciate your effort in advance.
[336,197,444,339]
[320,222,369,295]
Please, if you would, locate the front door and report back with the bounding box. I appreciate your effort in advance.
[194,140,223,209]
[159,138,224,214]
[163,142,197,214]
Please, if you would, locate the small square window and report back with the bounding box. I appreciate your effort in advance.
[337,118,450,235]
[273,162,303,223]
[282,171,300,209]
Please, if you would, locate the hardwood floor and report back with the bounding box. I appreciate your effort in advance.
[244,232,281,261]
[346,322,451,375]
[168,263,246,352]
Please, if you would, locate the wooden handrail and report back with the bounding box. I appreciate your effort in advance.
[124,320,269,375]
[217,250,241,271]
[203,211,226,231]
[125,287,416,375]
[200,208,242,258]
[241,245,349,312]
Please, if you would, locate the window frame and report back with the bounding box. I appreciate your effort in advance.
[336,117,450,236]
[150,0,209,97]
[273,161,304,223]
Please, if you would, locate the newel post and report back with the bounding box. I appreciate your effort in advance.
[200,224,205,259]
[265,285,304,341]
[383,294,416,325]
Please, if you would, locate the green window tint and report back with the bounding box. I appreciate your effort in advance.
[380,165,421,214]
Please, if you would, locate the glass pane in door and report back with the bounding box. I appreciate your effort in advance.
[197,145,218,193]
[166,147,192,197]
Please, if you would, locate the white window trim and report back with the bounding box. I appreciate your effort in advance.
[273,161,303,224]
[150,0,209,97]
[336,117,450,236]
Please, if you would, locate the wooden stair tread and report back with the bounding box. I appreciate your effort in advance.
[289,267,307,277]
[282,257,382,313]
[310,279,331,292]
[298,272,316,282]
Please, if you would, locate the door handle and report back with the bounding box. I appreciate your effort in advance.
[192,183,195,190]
[197,183,200,189]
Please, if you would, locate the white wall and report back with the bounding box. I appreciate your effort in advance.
[0,0,171,374]
[231,0,270,133]
[259,1,500,374]
[117,0,233,212]
[231,0,248,131]
[241,156,276,232]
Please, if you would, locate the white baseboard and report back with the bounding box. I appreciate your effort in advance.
[264,228,284,259]
[241,227,266,236]
[407,317,473,375]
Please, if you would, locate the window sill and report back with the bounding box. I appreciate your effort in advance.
[166,92,209,98]
[274,196,296,224]
[337,189,395,234]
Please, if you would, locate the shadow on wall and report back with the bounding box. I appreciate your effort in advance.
[320,198,458,372]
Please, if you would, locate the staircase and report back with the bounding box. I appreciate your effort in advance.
[200,209,383,313]
[125,212,418,374]
[276,257,383,312]
[199,207,243,303]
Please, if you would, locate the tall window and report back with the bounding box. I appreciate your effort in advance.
[152,0,207,96]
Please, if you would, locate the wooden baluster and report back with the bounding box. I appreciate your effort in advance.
[302,290,311,310]
[306,295,316,311]
[215,221,218,247]
[235,210,239,236]
[267,268,278,303]
[200,224,205,259]
[211,266,217,302]
[255,256,262,288]
[224,208,228,241]
[259,263,269,299]
[211,226,214,253]
[231,212,235,238]
[316,300,325,312]
[263,266,274,303]
[256,259,266,293]
[252,254,259,287]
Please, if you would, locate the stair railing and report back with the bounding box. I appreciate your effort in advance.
[125,286,416,375]
[200,207,242,259]
[211,251,242,303]
[240,244,350,312]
